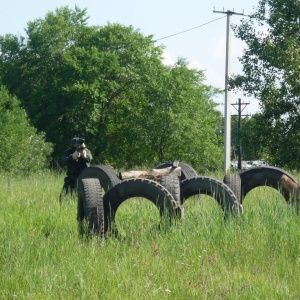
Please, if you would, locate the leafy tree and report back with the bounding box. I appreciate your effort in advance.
[0,6,90,156]
[59,22,165,162]
[229,0,300,168]
[0,86,53,175]
[105,59,223,171]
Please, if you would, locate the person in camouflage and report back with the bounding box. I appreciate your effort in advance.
[61,137,93,195]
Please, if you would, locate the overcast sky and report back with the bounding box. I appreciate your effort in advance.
[0,0,261,115]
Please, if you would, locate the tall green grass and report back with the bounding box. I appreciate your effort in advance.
[0,173,300,299]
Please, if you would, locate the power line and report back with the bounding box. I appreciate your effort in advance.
[155,15,226,41]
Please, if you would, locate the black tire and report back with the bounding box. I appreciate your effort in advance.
[239,166,299,202]
[77,178,104,237]
[223,174,242,203]
[77,165,121,193]
[103,178,181,234]
[180,176,243,216]
[154,161,197,180]
[160,174,184,218]
[160,174,180,203]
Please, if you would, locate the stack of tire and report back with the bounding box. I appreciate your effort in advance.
[76,161,243,238]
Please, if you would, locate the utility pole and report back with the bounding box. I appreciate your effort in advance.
[213,8,244,172]
[232,98,250,170]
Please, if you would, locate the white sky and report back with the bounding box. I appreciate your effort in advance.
[0,0,261,115]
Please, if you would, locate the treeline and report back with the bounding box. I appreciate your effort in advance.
[1,0,299,175]
[0,6,223,174]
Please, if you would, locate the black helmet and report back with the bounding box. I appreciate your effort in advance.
[71,137,78,144]
[70,137,85,147]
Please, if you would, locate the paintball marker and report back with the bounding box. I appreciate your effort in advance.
[75,138,86,151]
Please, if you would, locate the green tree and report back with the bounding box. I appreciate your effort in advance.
[0,6,90,156]
[229,0,300,168]
[105,59,223,171]
[0,86,53,175]
[60,21,165,162]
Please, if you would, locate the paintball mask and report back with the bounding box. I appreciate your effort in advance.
[71,137,86,150]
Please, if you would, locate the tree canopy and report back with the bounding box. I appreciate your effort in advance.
[105,58,223,170]
[230,0,300,168]
[0,6,223,171]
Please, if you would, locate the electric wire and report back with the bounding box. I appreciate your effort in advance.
[155,15,227,41]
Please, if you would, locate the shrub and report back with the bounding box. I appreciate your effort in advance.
[0,86,53,175]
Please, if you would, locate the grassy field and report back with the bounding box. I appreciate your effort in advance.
[1,172,300,299]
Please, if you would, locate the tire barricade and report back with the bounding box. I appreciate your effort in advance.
[76,162,300,238]
[223,166,300,204]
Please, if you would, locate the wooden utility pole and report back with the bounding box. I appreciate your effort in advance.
[232,98,250,170]
[213,8,244,172]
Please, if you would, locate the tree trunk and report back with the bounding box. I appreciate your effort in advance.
[119,166,181,180]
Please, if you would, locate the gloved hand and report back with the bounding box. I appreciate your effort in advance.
[72,150,78,160]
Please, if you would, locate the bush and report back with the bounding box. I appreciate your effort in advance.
[0,86,53,175]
